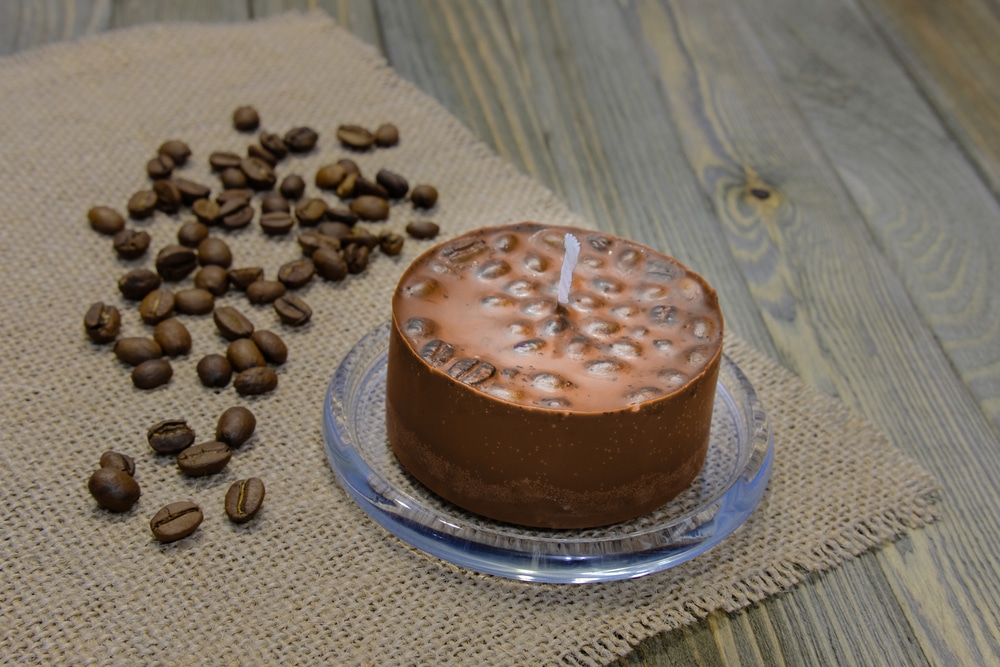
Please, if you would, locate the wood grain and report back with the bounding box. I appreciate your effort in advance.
[0,0,111,54]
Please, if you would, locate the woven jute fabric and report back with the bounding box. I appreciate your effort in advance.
[0,13,937,666]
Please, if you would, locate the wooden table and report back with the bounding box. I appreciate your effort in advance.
[5,1,1000,664]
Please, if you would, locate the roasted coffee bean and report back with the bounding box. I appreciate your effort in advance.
[337,158,360,175]
[156,245,197,281]
[350,195,389,221]
[127,190,157,220]
[84,302,121,344]
[406,220,440,240]
[260,193,290,213]
[336,171,358,199]
[217,190,253,212]
[279,174,305,200]
[195,265,229,296]
[219,167,248,190]
[447,358,495,386]
[197,237,233,268]
[214,306,254,340]
[318,221,352,239]
[227,337,266,372]
[99,450,136,476]
[284,126,318,152]
[421,339,455,366]
[197,354,232,388]
[132,358,173,389]
[118,268,161,300]
[216,406,257,449]
[410,184,439,209]
[192,198,221,226]
[375,169,409,199]
[251,330,288,364]
[354,177,388,199]
[222,204,254,230]
[343,244,370,274]
[260,211,295,236]
[153,179,183,213]
[88,206,126,235]
[259,131,289,159]
[233,105,260,131]
[150,501,202,543]
[378,232,404,256]
[239,157,276,190]
[234,366,278,395]
[273,295,311,326]
[315,163,347,190]
[313,247,348,281]
[177,220,210,247]
[248,143,278,166]
[228,267,264,291]
[173,177,211,204]
[158,139,191,166]
[295,198,327,226]
[246,280,286,305]
[146,154,174,179]
[114,337,162,365]
[325,208,358,226]
[138,289,175,325]
[153,318,192,357]
[174,287,215,315]
[374,123,400,147]
[88,467,140,513]
[177,441,231,477]
[337,124,375,150]
[210,151,243,171]
[297,231,341,256]
[225,478,265,523]
[277,258,315,289]
[347,227,378,250]
[147,419,195,454]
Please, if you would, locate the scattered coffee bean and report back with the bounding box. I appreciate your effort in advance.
[197,237,233,268]
[350,195,389,221]
[222,204,254,230]
[248,143,278,166]
[234,366,278,395]
[354,177,389,199]
[114,337,162,366]
[376,169,409,199]
[315,163,347,190]
[153,179,183,213]
[337,158,360,175]
[194,265,229,296]
[225,478,265,523]
[99,450,136,476]
[219,167,248,190]
[150,501,203,543]
[127,190,157,220]
[216,406,257,448]
[217,189,253,210]
[240,157,276,190]
[119,268,162,300]
[84,302,121,344]
[347,227,378,250]
[325,207,358,226]
[410,184,439,209]
[138,289,175,325]
[260,211,295,236]
[279,174,305,200]
[177,220,210,247]
[318,221,352,239]
[158,139,191,166]
[147,419,196,454]
[406,220,440,239]
[295,198,328,226]
[379,232,404,256]
[146,154,174,179]
[246,279,286,305]
[284,126,318,152]
[173,177,212,204]
[233,105,260,132]
[173,287,215,315]
[214,306,255,340]
[210,151,243,171]
[273,294,312,326]
[313,247,348,281]
[228,267,264,291]
[337,124,375,150]
[88,206,126,235]
[227,337,266,372]
[336,171,358,199]
[259,131,289,159]
[153,318,192,357]
[374,123,400,147]
[197,354,232,388]
[260,193,290,214]
[88,467,140,513]
[132,358,173,389]
[344,244,370,274]
[177,441,232,477]
[251,330,288,364]
[297,231,341,256]
[277,258,315,289]
[155,245,197,281]
[192,198,221,226]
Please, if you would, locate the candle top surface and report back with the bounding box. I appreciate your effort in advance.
[393,222,724,412]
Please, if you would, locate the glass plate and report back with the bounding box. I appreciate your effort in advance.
[323,322,773,584]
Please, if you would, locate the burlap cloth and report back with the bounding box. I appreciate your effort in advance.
[0,13,937,666]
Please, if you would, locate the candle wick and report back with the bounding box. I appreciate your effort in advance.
[557,232,581,305]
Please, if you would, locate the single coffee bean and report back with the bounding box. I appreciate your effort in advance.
[318,221,353,239]
[132,358,173,389]
[88,206,126,235]
[219,167,248,190]
[228,267,264,291]
[114,337,162,366]
[259,131,289,159]
[279,174,305,200]
[119,268,161,300]
[234,366,278,395]
[239,157,276,190]
[375,169,409,199]
[410,184,439,209]
[177,220,210,247]
[221,204,254,230]
[150,501,202,543]
[216,406,257,448]
[246,280,286,305]
[126,190,157,220]
[337,158,360,175]
[350,195,389,221]
[378,232,405,256]
[88,467,140,513]
[313,247,348,281]
[173,177,211,204]
[233,105,260,131]
[153,179,183,213]
[209,151,243,171]
[147,419,196,454]
[274,294,312,326]
[354,177,389,199]
[260,193,290,213]
[197,354,232,388]
[194,265,229,296]
[197,237,233,268]
[277,258,315,289]
[177,441,231,477]
[251,330,288,364]
[346,227,378,250]
[295,198,328,226]
[158,139,191,166]
[214,306,254,340]
[217,189,253,210]
[84,302,121,344]
[421,339,455,366]
[248,143,278,166]
[315,163,347,190]
[138,289,175,325]
[153,318,192,357]
[343,244,370,274]
[227,337,266,372]
[192,198,221,226]
[297,231,341,256]
[325,207,358,226]
[374,123,400,147]
[337,124,375,150]
[336,171,358,199]
[284,126,318,152]
[225,478,265,523]
[448,357,496,386]
[99,450,136,476]
[406,220,440,239]
[260,211,295,236]
[146,154,174,179]
[155,245,197,281]
[173,287,215,315]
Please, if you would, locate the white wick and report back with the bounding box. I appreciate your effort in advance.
[557,232,581,305]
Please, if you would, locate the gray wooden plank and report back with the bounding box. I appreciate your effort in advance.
[0,0,112,55]
[250,0,383,51]
[108,0,250,27]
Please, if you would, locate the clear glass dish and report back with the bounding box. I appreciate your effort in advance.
[323,322,773,584]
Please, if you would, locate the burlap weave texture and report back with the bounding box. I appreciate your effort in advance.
[0,13,937,666]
